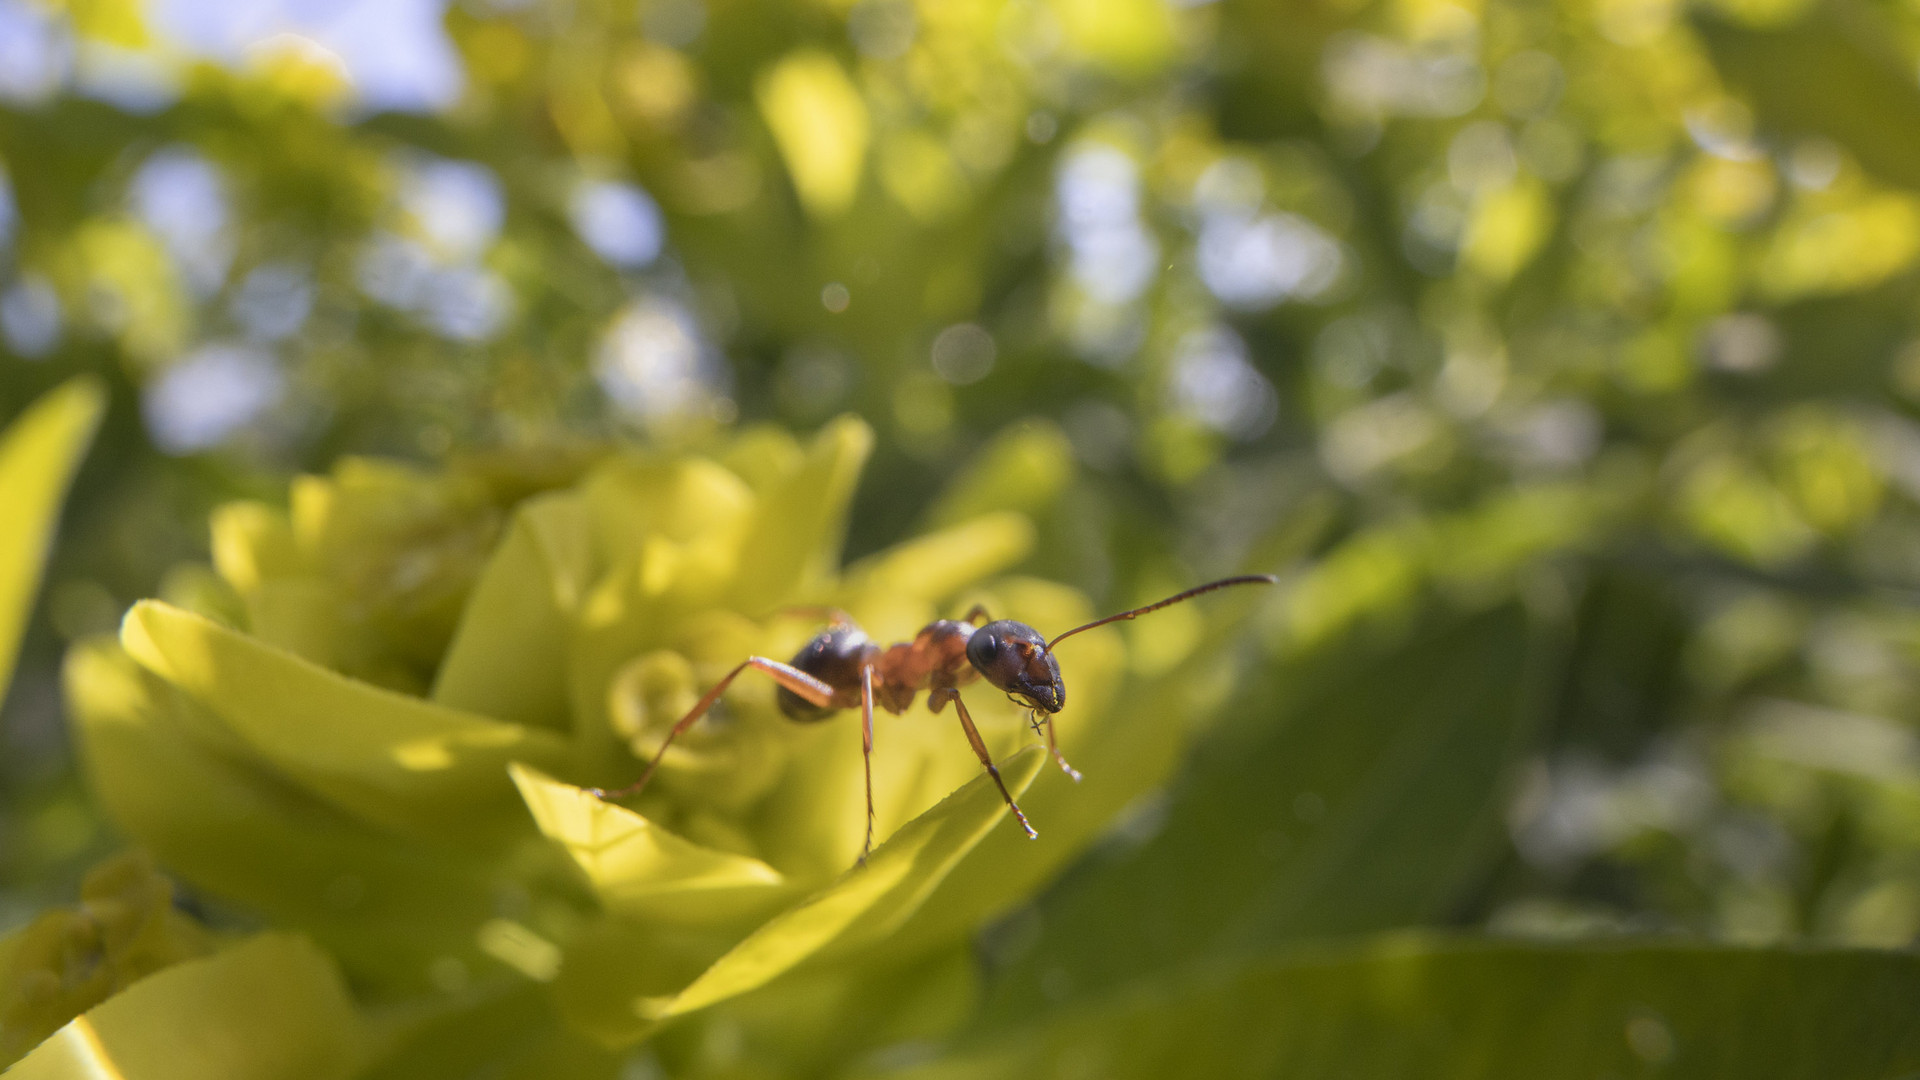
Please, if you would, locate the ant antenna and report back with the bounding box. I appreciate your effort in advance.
[1046,574,1279,651]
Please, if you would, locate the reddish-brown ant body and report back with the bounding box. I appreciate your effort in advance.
[592,574,1277,861]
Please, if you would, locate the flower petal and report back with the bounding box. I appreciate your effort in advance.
[553,747,1045,1046]
[581,453,755,558]
[510,763,796,927]
[433,493,596,731]
[728,415,873,608]
[7,934,365,1080]
[210,500,306,594]
[120,600,571,844]
[0,377,103,696]
[68,638,508,990]
[843,512,1035,608]
[291,458,506,678]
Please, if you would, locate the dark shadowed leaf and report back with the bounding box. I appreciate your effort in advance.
[981,602,1557,1022]
[881,937,1920,1080]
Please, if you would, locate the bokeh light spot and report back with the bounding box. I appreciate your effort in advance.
[143,344,284,454]
[571,180,664,269]
[930,323,997,385]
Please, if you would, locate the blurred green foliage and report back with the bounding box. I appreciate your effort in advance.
[8,0,1920,1071]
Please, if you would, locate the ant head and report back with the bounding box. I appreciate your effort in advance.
[965,620,1064,713]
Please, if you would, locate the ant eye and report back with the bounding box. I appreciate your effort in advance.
[965,626,1003,676]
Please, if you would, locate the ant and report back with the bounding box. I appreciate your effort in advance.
[592,574,1278,862]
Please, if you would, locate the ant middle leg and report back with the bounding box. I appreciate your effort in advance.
[592,657,836,802]
[929,687,1037,839]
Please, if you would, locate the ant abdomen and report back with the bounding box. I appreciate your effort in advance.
[776,624,871,721]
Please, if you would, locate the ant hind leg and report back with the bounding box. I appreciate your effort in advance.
[591,657,836,803]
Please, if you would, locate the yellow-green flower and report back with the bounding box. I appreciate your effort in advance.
[63,418,1247,1075]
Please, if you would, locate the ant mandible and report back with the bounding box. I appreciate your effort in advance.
[591,574,1278,862]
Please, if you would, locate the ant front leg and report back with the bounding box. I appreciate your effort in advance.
[929,687,1037,839]
[961,603,991,626]
[1014,702,1081,782]
[1039,711,1082,783]
[592,657,835,802]
[858,664,876,864]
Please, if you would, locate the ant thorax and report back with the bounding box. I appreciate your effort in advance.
[778,618,983,719]
[872,619,980,712]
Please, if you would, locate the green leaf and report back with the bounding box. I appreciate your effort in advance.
[1699,6,1920,192]
[510,763,797,927]
[0,378,104,698]
[66,638,506,991]
[872,937,1920,1080]
[119,600,571,845]
[433,493,596,731]
[551,747,1045,1047]
[8,934,366,1080]
[979,603,1554,1020]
